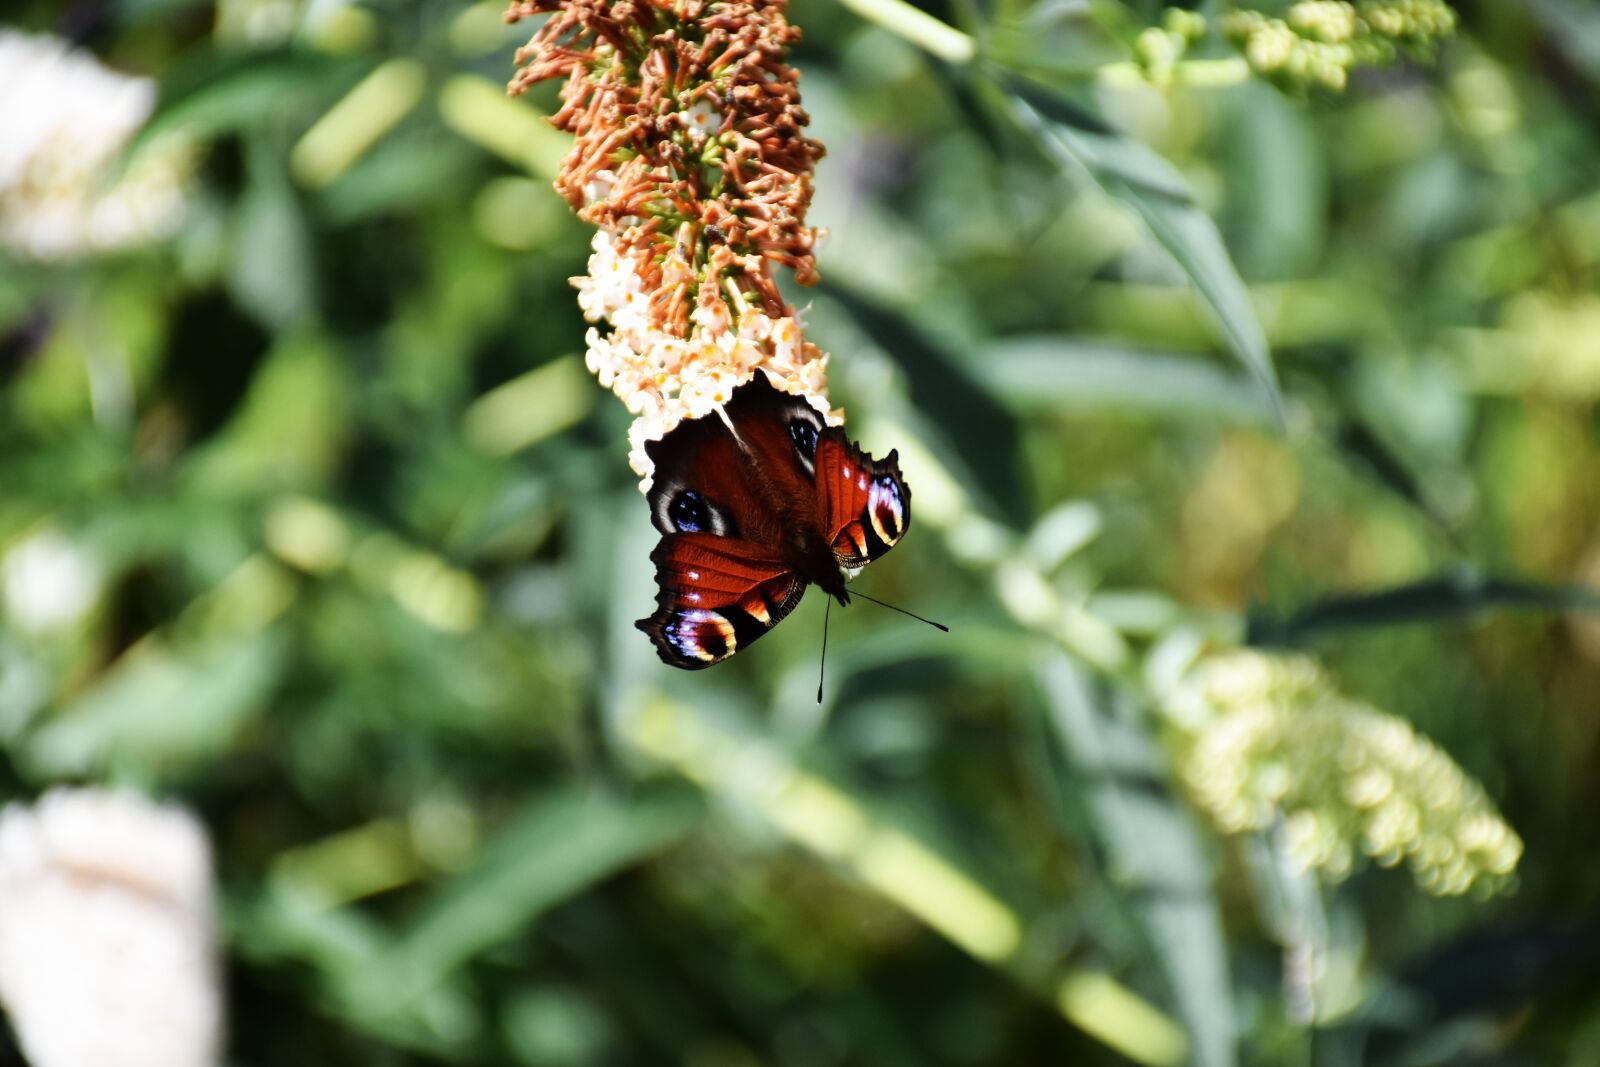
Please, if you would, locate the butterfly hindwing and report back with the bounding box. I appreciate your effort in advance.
[814,433,910,570]
[636,532,807,669]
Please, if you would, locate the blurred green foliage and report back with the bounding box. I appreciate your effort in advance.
[3,0,1600,1064]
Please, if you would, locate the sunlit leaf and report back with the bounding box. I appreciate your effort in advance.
[378,784,700,996]
[979,335,1276,424]
[26,629,289,778]
[992,74,1284,426]
[129,50,356,153]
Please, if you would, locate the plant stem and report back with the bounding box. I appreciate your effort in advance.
[833,0,977,63]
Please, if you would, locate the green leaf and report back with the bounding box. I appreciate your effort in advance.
[818,284,1031,526]
[1214,81,1327,281]
[127,49,356,154]
[992,74,1285,426]
[1247,571,1600,647]
[1530,0,1600,79]
[376,784,700,998]
[978,336,1277,424]
[26,629,288,779]
[1036,655,1236,1067]
[229,141,317,329]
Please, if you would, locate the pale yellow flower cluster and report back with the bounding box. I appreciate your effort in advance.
[575,228,838,488]
[1172,650,1522,896]
[0,31,193,260]
[1135,1,1457,91]
[1223,0,1458,91]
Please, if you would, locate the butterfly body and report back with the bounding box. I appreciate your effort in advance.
[636,374,910,669]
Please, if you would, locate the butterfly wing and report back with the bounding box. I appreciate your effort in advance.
[634,374,910,668]
[814,433,911,569]
[642,374,829,545]
[636,532,807,669]
[636,375,830,669]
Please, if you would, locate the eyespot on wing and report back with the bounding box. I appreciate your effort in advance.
[663,609,737,664]
[868,474,905,546]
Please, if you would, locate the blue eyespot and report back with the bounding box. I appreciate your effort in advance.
[788,419,819,460]
[669,609,736,662]
[669,489,711,532]
[868,475,905,546]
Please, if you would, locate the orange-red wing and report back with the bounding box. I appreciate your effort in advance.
[641,375,818,546]
[813,433,911,569]
[635,533,807,670]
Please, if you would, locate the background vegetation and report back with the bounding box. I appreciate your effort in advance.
[2,0,1599,1064]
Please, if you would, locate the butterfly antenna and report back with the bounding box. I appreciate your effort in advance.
[817,598,832,704]
[850,590,950,632]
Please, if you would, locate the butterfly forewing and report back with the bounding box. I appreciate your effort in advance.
[643,376,822,545]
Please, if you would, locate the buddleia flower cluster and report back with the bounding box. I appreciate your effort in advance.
[0,31,193,260]
[1135,1,1458,92]
[505,0,838,488]
[1169,650,1522,897]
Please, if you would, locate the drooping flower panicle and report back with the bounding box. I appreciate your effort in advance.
[1170,651,1522,897]
[506,0,838,487]
[1133,1,1458,91]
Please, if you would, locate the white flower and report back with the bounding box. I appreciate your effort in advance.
[0,789,221,1067]
[573,230,839,489]
[0,31,192,259]
[691,293,732,336]
[677,97,720,139]
[770,316,803,364]
[679,362,739,419]
[581,168,616,206]
[2,527,101,633]
[737,309,772,342]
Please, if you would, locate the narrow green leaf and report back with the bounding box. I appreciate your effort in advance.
[1036,655,1236,1067]
[978,336,1276,424]
[1530,0,1600,78]
[1248,571,1600,647]
[26,629,288,778]
[994,75,1285,426]
[379,784,699,995]
[230,142,316,330]
[126,50,355,156]
[818,285,1031,526]
[833,0,977,63]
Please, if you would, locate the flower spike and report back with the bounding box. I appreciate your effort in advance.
[506,0,839,488]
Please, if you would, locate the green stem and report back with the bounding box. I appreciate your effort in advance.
[833,0,1250,90]
[1097,57,1251,87]
[833,0,977,64]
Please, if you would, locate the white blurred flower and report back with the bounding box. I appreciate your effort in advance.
[0,31,192,260]
[0,789,221,1067]
[2,527,102,633]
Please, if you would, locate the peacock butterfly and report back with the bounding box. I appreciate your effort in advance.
[636,374,912,669]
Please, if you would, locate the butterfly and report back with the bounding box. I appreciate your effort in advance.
[636,374,911,669]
